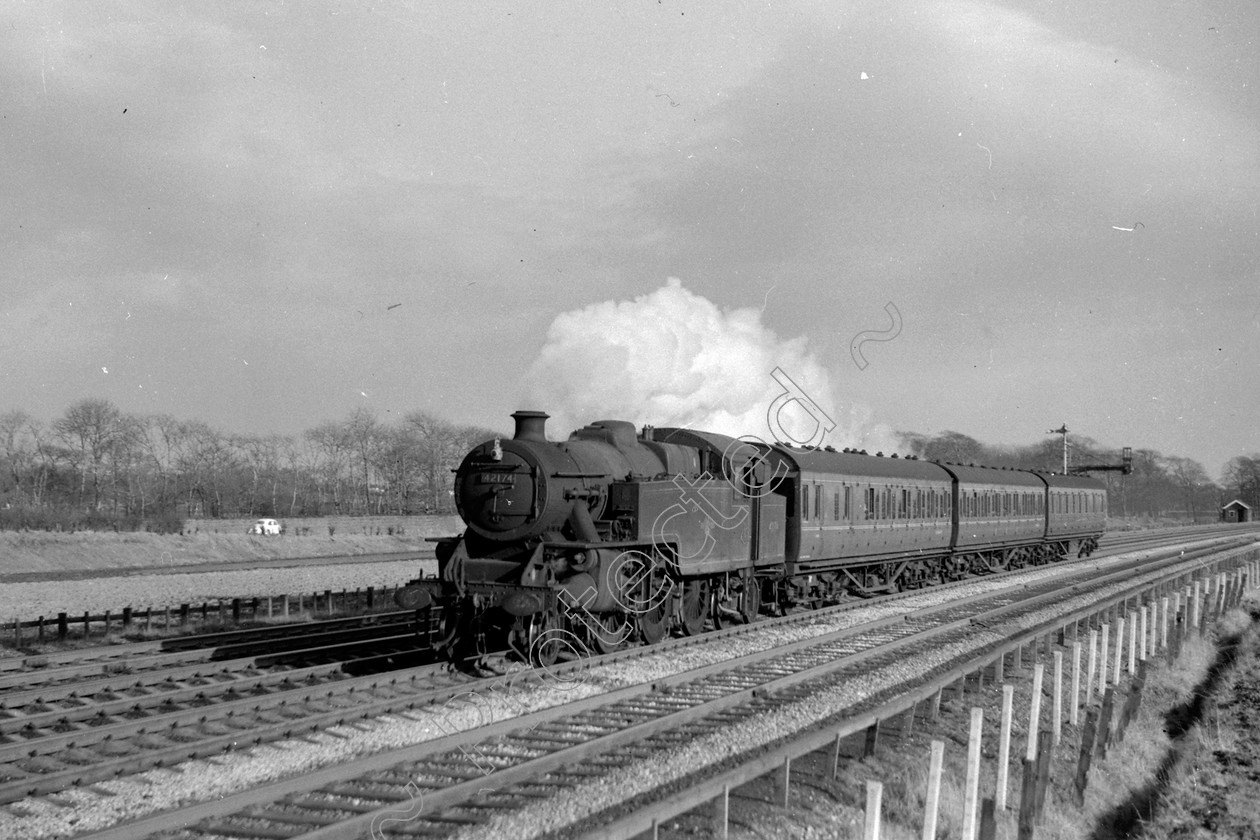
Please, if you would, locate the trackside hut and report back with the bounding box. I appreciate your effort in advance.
[1221,499,1251,523]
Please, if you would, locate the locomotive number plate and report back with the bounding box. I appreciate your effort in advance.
[479,473,518,484]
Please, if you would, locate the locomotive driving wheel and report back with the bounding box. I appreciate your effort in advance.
[680,579,710,636]
[526,607,564,667]
[636,594,672,644]
[590,613,633,654]
[634,562,674,645]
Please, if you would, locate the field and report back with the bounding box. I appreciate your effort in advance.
[0,515,462,578]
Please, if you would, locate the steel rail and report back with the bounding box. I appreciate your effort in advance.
[72,537,1257,840]
[575,540,1260,839]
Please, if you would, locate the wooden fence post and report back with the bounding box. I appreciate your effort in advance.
[1160,596,1169,651]
[1052,650,1063,747]
[1096,688,1117,759]
[1191,580,1201,632]
[1117,661,1149,743]
[963,707,984,840]
[1098,623,1110,693]
[997,684,1014,811]
[1070,640,1082,727]
[1033,730,1053,819]
[777,757,791,807]
[1027,664,1044,762]
[1085,629,1098,705]
[712,784,729,839]
[1074,705,1101,805]
[864,780,883,840]
[1139,605,1148,661]
[1112,617,1125,686]
[1017,756,1038,840]
[979,797,997,840]
[863,720,880,759]
[1127,610,1137,674]
[922,740,944,840]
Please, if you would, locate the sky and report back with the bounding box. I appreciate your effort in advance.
[2,1,1257,478]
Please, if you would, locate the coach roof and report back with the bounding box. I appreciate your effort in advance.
[768,445,954,482]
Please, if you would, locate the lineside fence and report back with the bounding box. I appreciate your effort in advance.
[612,544,1260,840]
[7,583,413,646]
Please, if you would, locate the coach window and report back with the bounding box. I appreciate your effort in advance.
[844,486,852,520]
[802,485,809,521]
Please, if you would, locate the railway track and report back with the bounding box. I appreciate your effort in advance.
[46,532,1255,840]
[0,612,448,805]
[0,611,424,691]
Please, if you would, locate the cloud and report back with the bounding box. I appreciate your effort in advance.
[524,278,898,450]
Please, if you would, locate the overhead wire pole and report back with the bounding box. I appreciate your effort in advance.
[1047,424,1068,473]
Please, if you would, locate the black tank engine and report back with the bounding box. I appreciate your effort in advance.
[397,410,1105,666]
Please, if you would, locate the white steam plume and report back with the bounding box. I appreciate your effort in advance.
[523,278,899,452]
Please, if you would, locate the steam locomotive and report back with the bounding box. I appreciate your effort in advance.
[397,411,1106,665]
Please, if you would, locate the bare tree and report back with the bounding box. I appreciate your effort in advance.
[1164,456,1212,522]
[306,420,351,514]
[53,398,134,511]
[341,408,385,514]
[0,410,38,504]
[1223,455,1260,509]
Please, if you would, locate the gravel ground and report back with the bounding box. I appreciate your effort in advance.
[0,559,436,623]
[451,629,1008,840]
[0,543,1227,839]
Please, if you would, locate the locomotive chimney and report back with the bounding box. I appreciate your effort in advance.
[511,410,550,442]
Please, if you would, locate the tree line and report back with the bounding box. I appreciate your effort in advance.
[898,429,1257,522]
[0,398,501,531]
[1,399,1254,531]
